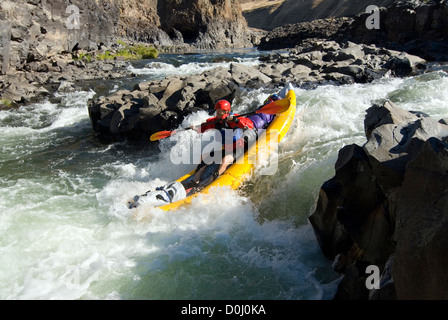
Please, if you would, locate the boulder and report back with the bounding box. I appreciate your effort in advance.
[87,64,258,143]
[392,137,448,299]
[230,63,272,87]
[310,99,448,299]
[341,0,448,61]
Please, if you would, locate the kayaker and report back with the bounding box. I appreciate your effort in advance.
[183,99,255,189]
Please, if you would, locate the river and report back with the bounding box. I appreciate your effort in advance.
[1,50,447,300]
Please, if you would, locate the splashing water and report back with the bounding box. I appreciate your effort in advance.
[1,54,447,300]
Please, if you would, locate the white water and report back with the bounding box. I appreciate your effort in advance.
[1,56,447,300]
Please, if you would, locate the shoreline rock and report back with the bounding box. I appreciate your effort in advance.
[259,1,448,62]
[87,62,270,143]
[309,100,448,299]
[0,51,134,108]
[341,0,448,62]
[0,0,252,108]
[86,39,428,144]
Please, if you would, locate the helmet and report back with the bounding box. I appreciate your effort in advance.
[214,100,231,111]
[264,94,281,105]
[270,94,280,101]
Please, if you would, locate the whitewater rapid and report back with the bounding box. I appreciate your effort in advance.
[1,54,447,300]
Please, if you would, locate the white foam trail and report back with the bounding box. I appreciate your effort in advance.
[4,60,447,300]
[128,57,259,78]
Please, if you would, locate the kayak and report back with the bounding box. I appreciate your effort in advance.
[159,87,295,211]
[128,85,296,211]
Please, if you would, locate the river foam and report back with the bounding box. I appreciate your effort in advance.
[1,55,447,300]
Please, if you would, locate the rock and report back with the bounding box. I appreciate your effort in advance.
[310,99,448,299]
[159,77,186,109]
[324,44,365,62]
[340,0,448,61]
[333,263,370,300]
[56,81,76,93]
[0,78,50,104]
[392,137,448,299]
[258,17,353,50]
[384,52,426,77]
[309,143,393,263]
[230,63,272,87]
[364,100,448,191]
[87,64,258,143]
[154,0,252,49]
[369,254,397,300]
[309,177,353,260]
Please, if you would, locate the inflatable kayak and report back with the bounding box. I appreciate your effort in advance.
[128,85,296,211]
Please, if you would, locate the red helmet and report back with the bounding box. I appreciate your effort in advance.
[214,100,231,111]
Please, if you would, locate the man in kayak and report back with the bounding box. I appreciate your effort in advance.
[127,93,282,208]
[183,99,256,190]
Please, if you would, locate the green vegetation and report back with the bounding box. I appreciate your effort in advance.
[75,52,93,63]
[0,98,13,109]
[128,44,159,59]
[74,42,158,62]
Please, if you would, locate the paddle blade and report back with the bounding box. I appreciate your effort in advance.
[255,96,291,115]
[150,130,174,141]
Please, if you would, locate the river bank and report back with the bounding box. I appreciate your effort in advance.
[3,1,448,110]
[87,39,427,144]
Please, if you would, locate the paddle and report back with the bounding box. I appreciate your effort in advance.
[149,97,290,141]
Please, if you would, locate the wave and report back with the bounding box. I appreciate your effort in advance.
[2,58,448,300]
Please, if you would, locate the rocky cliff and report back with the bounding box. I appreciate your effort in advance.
[309,100,448,299]
[258,1,448,61]
[158,0,251,49]
[0,0,251,75]
[240,0,396,30]
[341,0,448,61]
[0,0,253,107]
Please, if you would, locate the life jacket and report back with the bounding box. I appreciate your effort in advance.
[211,113,244,151]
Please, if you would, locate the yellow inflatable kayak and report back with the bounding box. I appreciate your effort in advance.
[155,88,297,211]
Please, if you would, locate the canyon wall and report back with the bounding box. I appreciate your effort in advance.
[0,0,251,75]
[239,0,396,30]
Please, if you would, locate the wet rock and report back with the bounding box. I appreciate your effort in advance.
[392,137,448,299]
[87,38,432,144]
[310,100,448,299]
[340,0,448,61]
[87,63,272,143]
[260,40,426,87]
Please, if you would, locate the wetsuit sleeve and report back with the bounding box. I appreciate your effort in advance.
[230,114,254,129]
[198,116,218,133]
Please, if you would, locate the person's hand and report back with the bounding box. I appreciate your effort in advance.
[227,115,239,123]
